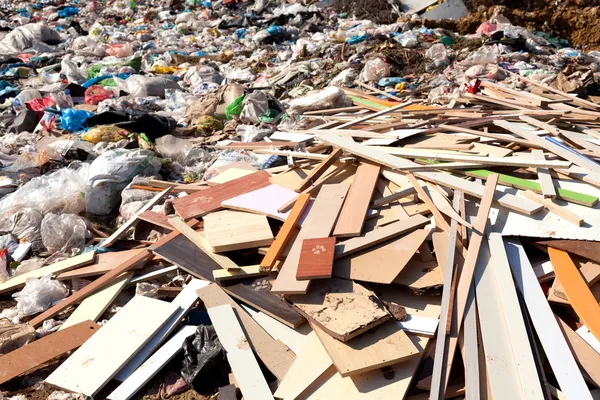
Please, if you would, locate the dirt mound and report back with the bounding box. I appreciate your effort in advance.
[334,0,398,24]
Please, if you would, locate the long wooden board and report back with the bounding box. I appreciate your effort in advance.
[0,320,99,385]
[196,284,295,381]
[296,149,343,192]
[172,170,271,220]
[556,316,600,388]
[533,149,557,198]
[0,251,95,294]
[504,238,592,400]
[45,296,179,397]
[536,239,600,265]
[207,304,274,400]
[271,184,350,295]
[221,184,301,221]
[548,248,600,341]
[55,249,146,280]
[204,210,274,252]
[333,161,381,237]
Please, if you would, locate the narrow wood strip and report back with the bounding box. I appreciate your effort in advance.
[556,316,600,388]
[295,148,343,192]
[406,173,451,234]
[137,211,174,231]
[533,149,557,198]
[212,265,266,281]
[521,190,584,226]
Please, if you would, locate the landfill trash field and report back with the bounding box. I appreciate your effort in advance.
[2,0,600,399]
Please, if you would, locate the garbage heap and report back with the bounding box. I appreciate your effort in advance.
[1,0,600,399]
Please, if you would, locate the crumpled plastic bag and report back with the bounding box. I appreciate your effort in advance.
[12,258,45,278]
[5,208,44,251]
[12,275,69,318]
[358,58,390,82]
[114,75,181,98]
[41,213,88,256]
[85,149,161,216]
[426,43,450,68]
[0,23,61,53]
[240,91,270,124]
[287,86,348,113]
[180,325,229,392]
[82,125,130,144]
[84,86,115,105]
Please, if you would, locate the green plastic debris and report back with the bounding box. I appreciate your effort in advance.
[225,94,245,120]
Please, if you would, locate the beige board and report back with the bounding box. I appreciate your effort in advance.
[203,210,274,252]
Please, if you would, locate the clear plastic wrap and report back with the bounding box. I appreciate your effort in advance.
[41,213,88,256]
[12,275,69,319]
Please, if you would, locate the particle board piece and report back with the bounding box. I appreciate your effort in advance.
[504,238,592,400]
[0,251,95,294]
[172,170,271,220]
[29,250,153,328]
[213,265,265,281]
[208,168,255,186]
[333,214,429,259]
[522,190,584,226]
[556,316,600,388]
[197,284,295,380]
[260,193,311,272]
[271,184,350,295]
[488,233,545,400]
[0,321,99,386]
[56,249,147,281]
[296,237,336,280]
[137,211,174,231]
[101,188,172,248]
[548,248,600,341]
[45,296,179,397]
[207,304,275,400]
[168,217,240,270]
[295,148,344,192]
[289,278,389,342]
[221,184,302,221]
[535,239,600,264]
[533,149,557,198]
[303,335,429,399]
[115,279,210,381]
[333,229,430,284]
[108,325,197,400]
[333,161,381,237]
[203,210,274,252]
[393,258,443,292]
[59,272,133,331]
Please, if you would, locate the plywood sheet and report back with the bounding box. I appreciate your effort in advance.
[296,237,336,280]
[204,210,274,252]
[221,184,301,221]
[56,249,146,281]
[45,296,179,397]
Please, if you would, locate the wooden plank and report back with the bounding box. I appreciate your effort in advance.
[45,296,179,397]
[407,173,450,234]
[0,321,99,385]
[333,214,429,259]
[332,101,411,130]
[260,193,311,272]
[536,239,600,264]
[137,211,173,231]
[488,233,545,399]
[213,265,265,281]
[453,174,499,334]
[556,316,600,388]
[296,237,336,280]
[522,190,584,226]
[313,320,419,377]
[60,272,133,331]
[101,188,172,248]
[152,233,220,280]
[548,247,600,341]
[333,161,381,237]
[504,238,592,400]
[333,229,430,284]
[289,278,390,342]
[0,251,95,294]
[207,168,255,185]
[577,324,600,354]
[462,283,480,400]
[296,148,343,192]
[207,304,275,400]
[221,184,302,221]
[196,283,295,381]
[108,325,197,400]
[550,257,600,304]
[203,210,274,252]
[271,184,349,295]
[274,331,334,400]
[55,249,146,281]
[172,170,271,220]
[114,279,210,381]
[533,149,557,198]
[168,217,240,270]
[28,250,153,328]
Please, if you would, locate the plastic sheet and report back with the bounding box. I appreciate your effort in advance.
[12,275,69,319]
[40,213,88,256]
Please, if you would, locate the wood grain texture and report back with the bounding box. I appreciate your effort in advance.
[522,190,584,226]
[172,170,271,220]
[535,239,600,264]
[221,184,301,221]
[295,148,343,192]
[197,284,295,381]
[333,161,381,237]
[260,193,311,271]
[0,321,99,385]
[137,211,174,231]
[533,149,557,198]
[0,252,95,294]
[271,184,349,295]
[549,247,600,341]
[203,210,274,252]
[289,278,389,342]
[207,304,274,400]
[29,250,153,328]
[556,316,600,388]
[504,238,592,400]
[45,296,179,397]
[56,249,147,280]
[296,237,336,280]
[152,233,220,281]
[333,228,430,284]
[213,265,265,281]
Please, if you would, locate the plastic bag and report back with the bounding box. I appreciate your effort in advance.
[0,322,36,355]
[180,325,229,392]
[1,209,43,252]
[114,75,181,98]
[358,58,390,82]
[13,257,45,277]
[426,43,450,68]
[12,275,69,318]
[82,125,130,144]
[61,108,95,131]
[237,125,274,143]
[86,149,161,216]
[41,213,88,256]
[287,86,348,113]
[105,43,133,58]
[61,55,87,85]
[36,319,62,338]
[84,86,114,105]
